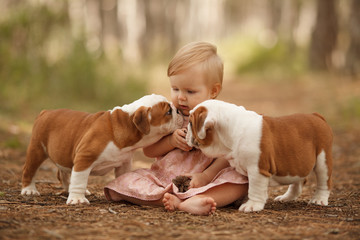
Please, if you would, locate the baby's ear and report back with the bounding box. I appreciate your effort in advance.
[198,117,215,139]
[210,83,222,99]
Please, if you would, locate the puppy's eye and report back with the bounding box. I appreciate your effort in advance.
[166,108,172,115]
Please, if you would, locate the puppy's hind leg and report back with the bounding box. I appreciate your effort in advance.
[57,169,70,193]
[21,141,48,196]
[311,150,332,206]
[275,180,304,202]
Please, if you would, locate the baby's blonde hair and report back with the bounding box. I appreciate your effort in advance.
[167,42,224,87]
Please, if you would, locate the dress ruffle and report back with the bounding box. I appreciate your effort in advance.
[104,149,248,201]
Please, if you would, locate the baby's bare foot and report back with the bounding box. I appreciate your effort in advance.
[163,193,181,211]
[178,196,217,216]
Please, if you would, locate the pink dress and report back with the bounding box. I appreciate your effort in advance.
[104,118,248,202]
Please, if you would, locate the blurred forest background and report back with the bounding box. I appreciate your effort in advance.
[0,0,359,138]
[1,2,360,239]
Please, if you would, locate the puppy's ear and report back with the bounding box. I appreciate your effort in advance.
[198,117,214,139]
[133,106,150,135]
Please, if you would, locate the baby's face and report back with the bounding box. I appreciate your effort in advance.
[169,65,213,116]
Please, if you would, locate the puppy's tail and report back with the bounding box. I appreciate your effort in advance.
[312,112,326,122]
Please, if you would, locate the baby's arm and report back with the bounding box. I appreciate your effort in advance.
[188,157,230,188]
[143,128,192,158]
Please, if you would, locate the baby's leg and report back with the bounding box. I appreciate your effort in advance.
[117,194,164,206]
[163,183,248,215]
[203,183,248,207]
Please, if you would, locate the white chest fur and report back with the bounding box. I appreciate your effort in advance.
[90,141,133,176]
[269,175,305,186]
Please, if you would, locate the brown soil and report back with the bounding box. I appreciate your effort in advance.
[1,77,359,240]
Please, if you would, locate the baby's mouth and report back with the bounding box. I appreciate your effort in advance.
[179,105,189,110]
[178,105,190,116]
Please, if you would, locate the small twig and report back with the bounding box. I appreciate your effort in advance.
[43,228,64,239]
[108,207,118,214]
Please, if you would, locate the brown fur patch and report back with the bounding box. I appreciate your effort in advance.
[22,110,110,180]
[149,102,173,126]
[258,113,333,189]
[190,106,214,147]
[111,109,143,149]
[132,106,151,134]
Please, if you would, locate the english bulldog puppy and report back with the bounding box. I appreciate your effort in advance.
[186,100,333,212]
[21,94,183,205]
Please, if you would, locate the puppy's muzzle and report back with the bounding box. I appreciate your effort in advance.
[187,136,200,148]
[192,138,200,148]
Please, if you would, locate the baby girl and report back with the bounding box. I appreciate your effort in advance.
[104,41,248,215]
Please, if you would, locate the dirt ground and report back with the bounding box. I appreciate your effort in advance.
[1,76,360,240]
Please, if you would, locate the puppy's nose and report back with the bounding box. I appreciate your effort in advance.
[192,138,199,148]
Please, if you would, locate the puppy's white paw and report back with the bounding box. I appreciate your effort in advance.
[239,200,265,212]
[310,198,328,206]
[274,194,297,202]
[21,185,40,196]
[310,190,329,206]
[66,193,90,205]
[85,189,91,196]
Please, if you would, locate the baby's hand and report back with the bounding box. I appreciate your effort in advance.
[169,128,192,152]
[185,173,212,189]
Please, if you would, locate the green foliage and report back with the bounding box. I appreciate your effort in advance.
[234,40,307,78]
[323,94,360,131]
[0,3,147,115]
[340,96,360,125]
[2,136,22,149]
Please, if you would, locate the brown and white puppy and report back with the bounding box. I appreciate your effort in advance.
[21,94,183,205]
[186,99,333,212]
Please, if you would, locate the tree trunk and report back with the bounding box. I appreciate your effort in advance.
[84,0,102,52]
[309,0,338,71]
[100,0,119,58]
[117,0,145,63]
[345,0,360,77]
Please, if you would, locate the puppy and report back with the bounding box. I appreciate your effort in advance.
[186,99,333,212]
[21,94,183,204]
